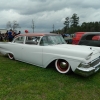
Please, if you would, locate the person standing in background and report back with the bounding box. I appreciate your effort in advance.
[8,29,13,42]
[0,32,3,41]
[12,30,17,38]
[18,31,21,34]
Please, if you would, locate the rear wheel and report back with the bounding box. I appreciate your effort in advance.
[8,53,14,60]
[55,59,71,74]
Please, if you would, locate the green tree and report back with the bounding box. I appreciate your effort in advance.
[70,13,79,27]
[94,22,100,31]
[63,17,70,33]
[6,21,21,31]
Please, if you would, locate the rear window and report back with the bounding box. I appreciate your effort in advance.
[85,35,100,40]
[92,35,100,40]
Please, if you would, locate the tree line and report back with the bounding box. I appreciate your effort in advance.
[51,13,100,34]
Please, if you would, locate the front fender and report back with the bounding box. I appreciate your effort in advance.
[43,56,82,71]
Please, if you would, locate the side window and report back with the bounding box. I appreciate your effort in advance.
[40,36,48,46]
[25,36,40,45]
[13,36,24,43]
[40,36,53,45]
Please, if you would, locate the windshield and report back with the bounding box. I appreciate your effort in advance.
[40,35,66,46]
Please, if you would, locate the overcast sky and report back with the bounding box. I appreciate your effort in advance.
[0,0,100,33]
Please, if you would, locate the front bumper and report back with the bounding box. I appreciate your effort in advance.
[75,63,100,77]
[74,58,100,77]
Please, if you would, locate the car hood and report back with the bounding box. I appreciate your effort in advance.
[51,44,99,55]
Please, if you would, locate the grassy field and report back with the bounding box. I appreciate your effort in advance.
[0,54,100,100]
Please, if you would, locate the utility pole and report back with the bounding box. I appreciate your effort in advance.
[53,24,54,33]
[31,19,34,33]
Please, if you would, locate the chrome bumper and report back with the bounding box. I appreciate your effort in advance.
[74,58,100,77]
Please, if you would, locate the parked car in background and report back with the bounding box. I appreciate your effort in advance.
[78,32,100,47]
[0,33,100,77]
[72,32,86,44]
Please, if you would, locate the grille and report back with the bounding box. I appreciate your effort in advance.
[90,57,100,67]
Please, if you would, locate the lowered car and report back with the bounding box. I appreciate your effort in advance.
[0,33,100,77]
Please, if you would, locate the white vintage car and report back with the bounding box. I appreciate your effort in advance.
[0,33,100,77]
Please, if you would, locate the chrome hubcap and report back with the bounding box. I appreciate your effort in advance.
[60,62,67,68]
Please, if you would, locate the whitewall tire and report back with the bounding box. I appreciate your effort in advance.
[8,53,14,60]
[55,59,71,74]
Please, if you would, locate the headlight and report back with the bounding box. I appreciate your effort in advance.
[78,62,91,68]
[85,52,93,60]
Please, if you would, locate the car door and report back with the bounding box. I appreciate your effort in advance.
[11,36,26,60]
[20,36,43,67]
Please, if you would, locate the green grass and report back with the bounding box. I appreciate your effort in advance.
[0,54,100,100]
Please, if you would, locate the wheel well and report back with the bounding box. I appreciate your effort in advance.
[47,60,56,68]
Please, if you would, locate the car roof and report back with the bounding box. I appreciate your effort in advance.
[83,32,100,35]
[79,32,100,40]
[16,33,59,37]
[81,32,100,37]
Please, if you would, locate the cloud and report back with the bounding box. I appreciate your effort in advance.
[0,0,100,33]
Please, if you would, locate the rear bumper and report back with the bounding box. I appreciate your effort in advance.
[74,62,100,77]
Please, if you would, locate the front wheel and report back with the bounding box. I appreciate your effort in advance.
[8,53,14,60]
[55,59,71,74]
